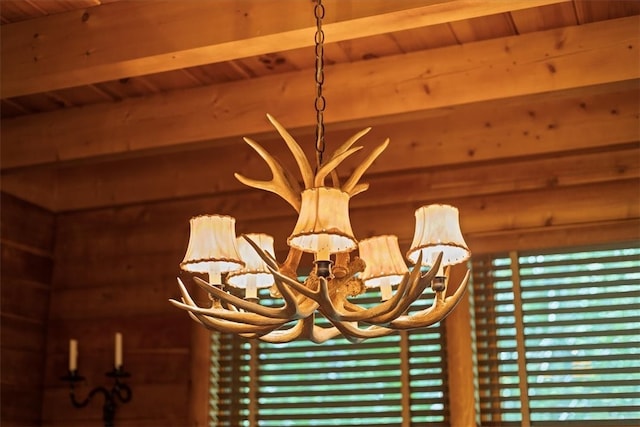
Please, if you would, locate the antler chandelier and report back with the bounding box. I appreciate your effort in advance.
[170,0,471,343]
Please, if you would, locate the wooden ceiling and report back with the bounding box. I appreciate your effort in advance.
[1,0,639,218]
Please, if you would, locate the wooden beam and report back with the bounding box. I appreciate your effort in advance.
[0,0,570,98]
[3,91,637,213]
[2,15,638,170]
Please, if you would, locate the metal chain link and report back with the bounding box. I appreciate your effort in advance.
[314,0,326,168]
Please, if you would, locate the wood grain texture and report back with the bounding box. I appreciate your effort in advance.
[3,85,637,212]
[2,16,637,170]
[0,0,569,98]
[0,193,54,426]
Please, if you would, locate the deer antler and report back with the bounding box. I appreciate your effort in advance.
[234,137,302,212]
[342,138,389,194]
[266,113,314,189]
[172,114,473,343]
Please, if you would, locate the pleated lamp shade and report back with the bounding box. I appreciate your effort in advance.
[288,187,357,258]
[359,235,408,301]
[406,204,471,268]
[227,233,276,297]
[180,215,244,278]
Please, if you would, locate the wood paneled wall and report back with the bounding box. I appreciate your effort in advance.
[40,146,639,426]
[1,193,55,426]
[42,204,193,426]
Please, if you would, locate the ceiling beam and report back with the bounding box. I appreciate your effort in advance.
[2,86,636,212]
[2,15,638,171]
[0,0,570,98]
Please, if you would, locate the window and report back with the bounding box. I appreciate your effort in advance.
[473,242,640,426]
[211,289,449,426]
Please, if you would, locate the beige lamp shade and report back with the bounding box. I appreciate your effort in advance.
[406,204,471,267]
[180,215,244,274]
[359,235,409,301]
[288,187,357,258]
[227,233,276,291]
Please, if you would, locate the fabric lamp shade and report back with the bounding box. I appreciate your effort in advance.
[359,235,409,301]
[406,204,471,267]
[288,187,357,258]
[180,215,244,275]
[227,233,276,290]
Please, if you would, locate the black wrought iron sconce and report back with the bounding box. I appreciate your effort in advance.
[61,333,132,427]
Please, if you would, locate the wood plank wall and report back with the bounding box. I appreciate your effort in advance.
[1,193,55,426]
[40,147,639,426]
[41,204,193,427]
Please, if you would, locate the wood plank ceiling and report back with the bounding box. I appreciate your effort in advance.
[1,0,638,228]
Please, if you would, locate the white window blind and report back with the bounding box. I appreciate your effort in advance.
[211,288,448,426]
[473,242,640,426]
[215,332,250,426]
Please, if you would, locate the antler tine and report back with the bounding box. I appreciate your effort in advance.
[192,277,294,319]
[330,318,395,341]
[315,127,373,188]
[265,263,322,301]
[334,127,373,157]
[241,235,317,318]
[172,277,202,307]
[350,183,369,197]
[314,146,363,187]
[362,252,439,324]
[389,269,470,329]
[320,272,411,323]
[170,299,286,326]
[191,311,287,335]
[235,137,301,212]
[266,114,314,189]
[255,320,305,343]
[303,316,343,344]
[342,138,390,194]
[241,234,279,270]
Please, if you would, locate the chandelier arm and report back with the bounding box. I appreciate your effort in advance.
[315,275,407,323]
[270,268,322,318]
[191,277,295,319]
[237,238,322,318]
[319,251,432,324]
[188,311,286,334]
[170,299,288,326]
[266,113,315,189]
[362,253,441,324]
[329,318,396,341]
[234,137,302,212]
[172,279,294,327]
[342,138,390,194]
[313,146,363,187]
[265,264,322,301]
[308,322,343,344]
[388,269,470,329]
[253,320,306,343]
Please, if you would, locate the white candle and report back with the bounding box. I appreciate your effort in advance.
[380,282,393,301]
[317,233,331,260]
[69,339,78,372]
[115,332,123,369]
[246,276,257,299]
[208,266,222,285]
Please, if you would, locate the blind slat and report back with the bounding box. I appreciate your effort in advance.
[474,243,640,427]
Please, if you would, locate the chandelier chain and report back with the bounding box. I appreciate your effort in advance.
[314,0,326,168]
